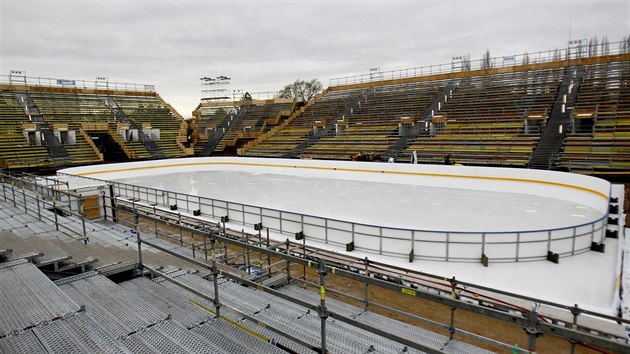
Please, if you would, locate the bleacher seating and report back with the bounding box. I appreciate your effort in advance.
[0,87,188,169]
[560,60,630,171]
[194,107,230,155]
[112,95,187,158]
[0,91,51,169]
[213,101,294,154]
[396,68,563,166]
[243,89,363,157]
[303,80,448,160]
[29,92,111,165]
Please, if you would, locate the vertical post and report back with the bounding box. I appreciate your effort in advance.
[178,213,183,245]
[222,219,228,264]
[266,228,272,277]
[22,185,27,213]
[570,304,581,354]
[203,232,208,261]
[11,180,16,207]
[516,232,521,262]
[258,228,263,274]
[244,230,251,275]
[109,184,118,223]
[525,304,542,352]
[102,191,107,221]
[36,190,41,219]
[302,233,307,280]
[285,238,292,283]
[317,259,328,354]
[1,174,6,202]
[209,230,221,318]
[53,195,59,231]
[363,257,369,311]
[449,277,459,340]
[80,195,88,244]
[134,210,143,269]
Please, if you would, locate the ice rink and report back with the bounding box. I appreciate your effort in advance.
[60,157,620,314]
[115,169,603,232]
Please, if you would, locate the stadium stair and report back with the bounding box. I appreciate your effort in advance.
[13,93,71,165]
[382,80,459,160]
[202,103,252,156]
[99,95,166,159]
[286,88,374,158]
[529,66,585,169]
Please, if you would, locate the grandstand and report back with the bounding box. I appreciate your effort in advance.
[1,39,630,354]
[0,77,191,170]
[1,47,629,174]
[233,49,630,175]
[193,97,295,156]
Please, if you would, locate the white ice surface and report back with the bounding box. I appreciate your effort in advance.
[115,170,603,233]
[107,168,621,315]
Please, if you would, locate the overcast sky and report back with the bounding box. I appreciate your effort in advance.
[1,0,629,117]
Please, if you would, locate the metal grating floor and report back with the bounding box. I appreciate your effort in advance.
[128,320,230,354]
[0,261,80,337]
[59,274,168,339]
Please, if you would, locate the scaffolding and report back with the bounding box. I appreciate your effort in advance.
[201,75,232,103]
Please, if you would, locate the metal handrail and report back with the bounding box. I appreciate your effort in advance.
[329,39,629,87]
[1,75,155,93]
[59,172,609,264]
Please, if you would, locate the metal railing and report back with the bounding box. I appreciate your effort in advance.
[0,174,91,242]
[62,173,610,264]
[127,201,630,354]
[329,40,629,87]
[1,172,628,353]
[1,75,155,93]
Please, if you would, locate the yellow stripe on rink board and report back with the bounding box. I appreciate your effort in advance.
[75,160,609,200]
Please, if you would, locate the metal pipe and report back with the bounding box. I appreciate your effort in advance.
[209,230,221,318]
[364,257,369,311]
[134,210,143,269]
[317,259,328,354]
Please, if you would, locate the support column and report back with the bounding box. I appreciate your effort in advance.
[317,259,329,354]
[449,276,459,340]
[209,230,222,318]
[524,304,543,352]
[285,239,292,283]
[134,210,143,270]
[569,304,582,354]
[364,257,369,311]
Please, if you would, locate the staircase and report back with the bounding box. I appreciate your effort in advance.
[529,66,585,170]
[200,104,251,156]
[382,80,459,160]
[14,93,70,164]
[285,88,374,158]
[100,95,165,159]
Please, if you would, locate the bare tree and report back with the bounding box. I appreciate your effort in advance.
[601,35,610,55]
[278,79,323,102]
[462,54,471,71]
[481,49,492,70]
[588,36,599,57]
[522,52,530,65]
[553,48,562,61]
